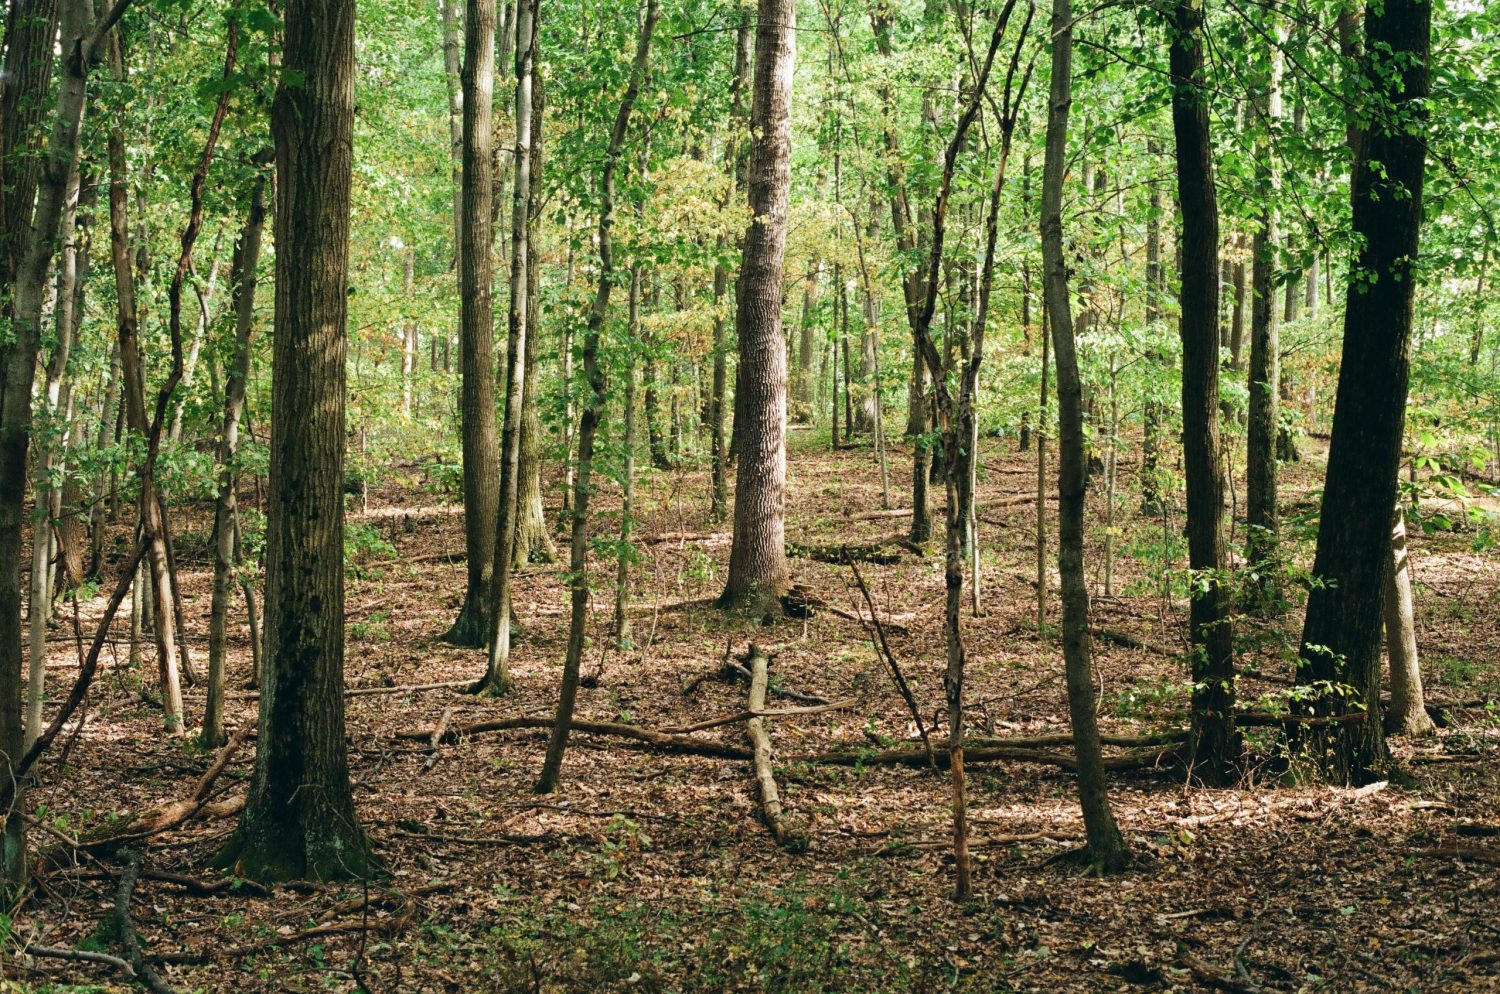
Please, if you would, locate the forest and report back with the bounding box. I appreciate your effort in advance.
[1,0,1498,989]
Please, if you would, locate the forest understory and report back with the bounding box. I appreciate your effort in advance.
[22,430,1500,994]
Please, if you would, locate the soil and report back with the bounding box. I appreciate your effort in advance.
[18,429,1500,993]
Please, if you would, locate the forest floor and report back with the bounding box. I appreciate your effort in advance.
[17,426,1500,994]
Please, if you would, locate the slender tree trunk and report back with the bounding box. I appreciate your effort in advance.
[106,32,183,731]
[1169,0,1239,784]
[1297,0,1429,782]
[537,0,656,794]
[443,0,501,649]
[89,341,122,575]
[719,0,795,614]
[1037,304,1050,634]
[203,168,267,750]
[1246,20,1284,611]
[1382,506,1432,738]
[480,0,537,694]
[513,65,554,567]
[1041,0,1129,872]
[216,0,367,882]
[615,263,643,648]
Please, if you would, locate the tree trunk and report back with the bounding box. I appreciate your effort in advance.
[204,168,267,750]
[1245,20,1284,611]
[615,263,642,649]
[537,0,656,794]
[443,0,501,649]
[1382,506,1433,738]
[480,0,537,694]
[719,0,795,615]
[216,0,367,882]
[1168,0,1238,785]
[1041,0,1129,873]
[1297,0,1429,783]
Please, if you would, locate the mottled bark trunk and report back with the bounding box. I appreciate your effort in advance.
[1382,507,1432,738]
[217,0,367,881]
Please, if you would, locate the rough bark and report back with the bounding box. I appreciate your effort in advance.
[719,0,796,614]
[1041,0,1130,873]
[1169,0,1239,784]
[216,0,367,881]
[443,0,501,649]
[1296,0,1428,784]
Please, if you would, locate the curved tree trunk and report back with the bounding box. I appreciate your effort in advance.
[1040,0,1129,873]
[217,0,367,882]
[719,0,795,615]
[1383,507,1433,738]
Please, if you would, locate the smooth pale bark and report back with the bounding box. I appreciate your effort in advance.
[1169,0,1239,784]
[1383,507,1433,738]
[217,0,366,882]
[204,169,267,750]
[615,264,643,648]
[1297,0,1429,784]
[1040,0,1129,873]
[481,0,537,694]
[719,0,796,614]
[537,0,656,794]
[443,0,501,649]
[1246,22,1285,610]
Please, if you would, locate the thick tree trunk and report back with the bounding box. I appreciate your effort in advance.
[1245,22,1284,611]
[1168,0,1239,784]
[216,0,367,882]
[719,0,795,615]
[204,169,267,750]
[1041,0,1129,873]
[1296,0,1429,784]
[537,0,656,794]
[443,0,501,649]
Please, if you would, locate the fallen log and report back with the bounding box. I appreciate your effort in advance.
[1090,628,1176,656]
[113,851,177,994]
[837,507,912,521]
[1417,845,1500,866]
[231,678,471,702]
[423,707,453,772]
[399,714,754,760]
[662,697,860,734]
[744,645,790,845]
[793,741,1183,772]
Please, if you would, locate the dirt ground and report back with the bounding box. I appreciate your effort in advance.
[17,427,1500,993]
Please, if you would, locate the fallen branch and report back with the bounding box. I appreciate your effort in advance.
[640,529,731,545]
[850,561,935,769]
[744,645,790,845]
[662,697,860,734]
[1417,845,1500,866]
[1235,711,1367,728]
[837,507,912,521]
[231,678,471,702]
[24,944,141,982]
[58,865,271,898]
[721,657,831,704]
[114,850,177,994]
[423,707,453,772]
[1090,628,1176,656]
[399,714,754,760]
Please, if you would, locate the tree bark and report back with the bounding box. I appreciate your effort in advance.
[1041,0,1130,873]
[1382,506,1433,738]
[1296,0,1429,784]
[719,0,796,614]
[1168,0,1239,784]
[443,0,501,649]
[216,0,367,881]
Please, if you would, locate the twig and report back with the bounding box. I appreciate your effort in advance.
[662,697,860,734]
[850,561,935,769]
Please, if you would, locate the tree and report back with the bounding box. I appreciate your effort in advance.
[1245,19,1285,610]
[217,0,367,881]
[443,0,501,649]
[537,0,658,794]
[1040,0,1130,874]
[719,0,796,614]
[1168,0,1239,785]
[1296,0,1430,783]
